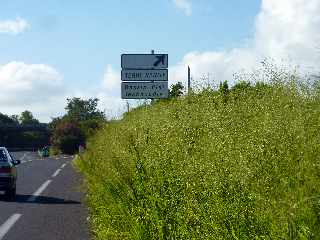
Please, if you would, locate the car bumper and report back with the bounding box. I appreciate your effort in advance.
[0,177,15,190]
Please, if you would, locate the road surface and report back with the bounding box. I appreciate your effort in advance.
[0,151,89,240]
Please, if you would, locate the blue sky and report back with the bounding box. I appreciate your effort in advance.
[0,0,319,122]
[0,0,260,88]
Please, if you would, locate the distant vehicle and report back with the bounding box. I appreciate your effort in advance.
[0,147,21,199]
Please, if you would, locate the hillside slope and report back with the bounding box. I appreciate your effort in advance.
[75,82,320,239]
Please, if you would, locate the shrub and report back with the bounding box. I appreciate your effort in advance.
[49,146,60,156]
[51,121,85,154]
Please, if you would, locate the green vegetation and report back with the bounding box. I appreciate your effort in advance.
[0,98,105,154]
[0,111,49,150]
[169,82,184,99]
[50,97,105,154]
[19,110,40,125]
[75,75,320,239]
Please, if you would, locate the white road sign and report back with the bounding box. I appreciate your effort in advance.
[121,69,168,81]
[121,82,168,99]
[121,54,168,69]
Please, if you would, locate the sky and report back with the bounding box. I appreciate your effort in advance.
[0,0,319,122]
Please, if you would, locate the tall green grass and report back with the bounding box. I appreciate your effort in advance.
[75,79,320,239]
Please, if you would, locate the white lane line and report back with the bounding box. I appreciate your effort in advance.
[20,153,28,160]
[0,214,22,240]
[52,169,61,178]
[27,180,52,202]
[20,160,32,165]
[61,163,66,168]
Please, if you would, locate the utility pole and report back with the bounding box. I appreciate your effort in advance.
[126,100,130,113]
[150,49,155,104]
[188,66,191,94]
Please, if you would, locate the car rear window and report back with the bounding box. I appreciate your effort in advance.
[0,150,8,161]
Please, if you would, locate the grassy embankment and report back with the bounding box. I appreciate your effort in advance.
[75,78,320,239]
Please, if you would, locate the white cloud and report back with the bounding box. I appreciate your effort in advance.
[173,0,192,16]
[98,65,128,119]
[96,93,127,120]
[170,49,258,89]
[68,65,127,120]
[0,62,66,122]
[0,17,29,34]
[102,65,121,91]
[171,0,320,88]
[255,0,320,67]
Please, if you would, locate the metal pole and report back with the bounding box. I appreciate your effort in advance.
[150,50,155,103]
[188,66,191,94]
[126,100,130,112]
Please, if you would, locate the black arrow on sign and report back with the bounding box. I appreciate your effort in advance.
[153,55,166,67]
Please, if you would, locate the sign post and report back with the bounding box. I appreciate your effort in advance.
[121,52,168,99]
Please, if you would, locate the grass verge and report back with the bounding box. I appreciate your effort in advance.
[74,80,320,239]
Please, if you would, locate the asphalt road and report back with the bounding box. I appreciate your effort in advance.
[0,151,89,240]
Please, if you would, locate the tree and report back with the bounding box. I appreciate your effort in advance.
[50,97,106,153]
[219,81,229,95]
[0,111,49,149]
[19,111,39,125]
[169,82,184,99]
[65,97,105,122]
[48,117,62,131]
[50,120,85,154]
[10,115,19,125]
[0,113,17,125]
[231,81,252,92]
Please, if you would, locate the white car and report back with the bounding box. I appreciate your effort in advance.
[0,147,21,199]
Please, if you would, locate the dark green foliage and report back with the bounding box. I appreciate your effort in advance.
[65,97,105,122]
[231,81,252,92]
[51,121,85,154]
[219,80,229,94]
[50,97,105,153]
[0,113,17,125]
[0,111,49,149]
[19,110,40,125]
[169,82,184,99]
[48,116,62,131]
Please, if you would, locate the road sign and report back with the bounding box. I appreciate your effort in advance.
[121,69,168,81]
[121,82,168,99]
[121,54,168,69]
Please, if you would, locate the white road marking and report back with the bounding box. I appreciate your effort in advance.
[20,153,28,160]
[0,214,22,240]
[52,169,61,178]
[28,180,52,202]
[61,163,66,168]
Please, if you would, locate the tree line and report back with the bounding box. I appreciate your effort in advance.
[0,110,49,150]
[0,97,105,154]
[0,82,197,154]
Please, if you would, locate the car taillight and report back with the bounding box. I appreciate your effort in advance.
[0,167,12,173]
